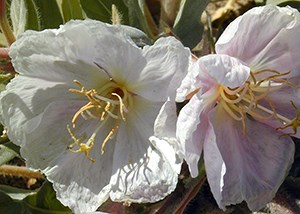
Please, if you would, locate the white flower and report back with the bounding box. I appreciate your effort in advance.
[0,19,190,213]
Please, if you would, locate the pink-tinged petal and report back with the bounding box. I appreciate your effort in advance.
[256,75,300,138]
[176,60,201,102]
[206,106,295,211]
[177,86,218,177]
[216,5,300,77]
[128,37,190,102]
[198,54,250,88]
[109,97,178,203]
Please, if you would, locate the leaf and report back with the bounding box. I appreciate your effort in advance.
[173,0,209,49]
[125,0,156,39]
[33,0,63,29]
[25,0,40,30]
[61,0,83,22]
[0,184,37,201]
[80,0,129,24]
[118,25,152,47]
[24,181,71,213]
[10,0,27,36]
[266,0,300,9]
[0,144,18,166]
[0,191,22,214]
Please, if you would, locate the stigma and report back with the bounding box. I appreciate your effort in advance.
[66,78,133,162]
[218,69,299,136]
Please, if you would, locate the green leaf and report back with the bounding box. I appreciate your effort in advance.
[0,144,18,166]
[33,0,63,29]
[80,0,129,24]
[25,0,40,30]
[119,25,152,47]
[0,191,22,214]
[173,0,209,49]
[61,0,83,22]
[24,181,71,213]
[0,184,37,201]
[125,0,155,39]
[10,0,27,36]
[266,0,300,9]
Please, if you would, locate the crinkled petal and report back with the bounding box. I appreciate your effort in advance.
[109,97,178,203]
[176,60,201,102]
[177,88,218,177]
[18,100,116,213]
[198,54,250,88]
[0,76,81,146]
[216,5,300,77]
[150,100,182,174]
[128,37,190,101]
[206,106,295,211]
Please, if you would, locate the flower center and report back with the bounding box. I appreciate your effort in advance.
[218,69,299,136]
[66,79,133,163]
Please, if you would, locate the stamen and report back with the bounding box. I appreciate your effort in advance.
[101,126,119,154]
[67,80,132,161]
[112,92,126,121]
[276,101,299,137]
[218,69,299,138]
[67,125,95,163]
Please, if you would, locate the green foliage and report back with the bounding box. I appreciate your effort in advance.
[0,144,18,166]
[0,191,22,214]
[80,0,129,24]
[268,0,300,10]
[24,181,71,213]
[61,0,83,22]
[173,0,209,49]
[33,0,63,29]
[125,0,156,39]
[25,0,40,30]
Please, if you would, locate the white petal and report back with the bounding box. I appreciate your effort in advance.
[151,100,183,174]
[109,97,178,203]
[0,76,79,146]
[216,5,300,77]
[198,54,250,88]
[206,106,295,211]
[128,37,190,101]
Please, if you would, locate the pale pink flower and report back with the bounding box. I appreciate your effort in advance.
[172,5,299,210]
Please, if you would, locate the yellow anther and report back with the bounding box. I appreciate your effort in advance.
[67,125,95,163]
[219,69,299,137]
[101,126,118,154]
[276,101,299,137]
[112,92,126,121]
[67,80,132,161]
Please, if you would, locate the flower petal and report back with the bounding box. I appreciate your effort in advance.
[216,5,300,77]
[150,100,182,174]
[256,75,300,138]
[15,99,116,213]
[109,97,178,203]
[128,37,190,101]
[206,105,295,211]
[177,92,215,178]
[197,54,250,88]
[0,76,80,146]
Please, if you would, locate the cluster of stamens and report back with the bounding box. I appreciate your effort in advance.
[66,78,132,163]
[218,69,299,136]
